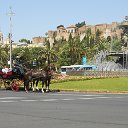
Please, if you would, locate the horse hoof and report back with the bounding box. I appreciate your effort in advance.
[25,90,28,93]
[46,89,49,93]
[36,87,39,91]
[41,89,45,93]
[42,90,45,93]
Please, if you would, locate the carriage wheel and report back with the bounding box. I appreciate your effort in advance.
[11,80,20,91]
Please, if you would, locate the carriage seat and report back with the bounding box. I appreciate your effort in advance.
[2,68,12,74]
[2,68,12,79]
[3,72,12,78]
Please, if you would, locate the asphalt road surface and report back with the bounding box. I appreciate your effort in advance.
[0,90,128,128]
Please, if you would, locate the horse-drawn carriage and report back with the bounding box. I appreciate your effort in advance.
[0,64,53,93]
[0,67,24,91]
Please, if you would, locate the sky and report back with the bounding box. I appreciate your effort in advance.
[0,0,128,42]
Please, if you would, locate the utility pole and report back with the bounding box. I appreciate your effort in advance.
[7,7,15,68]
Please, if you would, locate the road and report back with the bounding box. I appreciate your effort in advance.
[0,90,128,128]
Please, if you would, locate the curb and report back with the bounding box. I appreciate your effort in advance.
[59,90,128,94]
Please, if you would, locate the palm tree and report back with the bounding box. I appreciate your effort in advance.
[80,29,95,62]
[80,28,110,63]
[44,38,58,65]
[58,42,71,66]
[68,34,74,64]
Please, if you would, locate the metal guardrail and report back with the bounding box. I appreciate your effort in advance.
[67,70,128,77]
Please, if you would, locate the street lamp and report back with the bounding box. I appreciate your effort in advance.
[7,7,15,69]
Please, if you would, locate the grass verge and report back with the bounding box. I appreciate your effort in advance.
[50,77,128,93]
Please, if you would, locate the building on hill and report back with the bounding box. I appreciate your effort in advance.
[48,25,79,41]
[47,22,123,41]
[56,25,67,40]
[31,36,47,47]
[32,36,46,44]
[48,31,57,38]
[79,22,123,40]
[31,21,124,48]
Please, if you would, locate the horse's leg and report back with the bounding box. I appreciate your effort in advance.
[32,80,35,92]
[36,79,39,91]
[41,79,45,93]
[45,78,49,92]
[45,80,48,92]
[24,80,29,93]
[46,76,51,92]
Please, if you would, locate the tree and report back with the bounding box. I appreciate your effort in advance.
[75,21,86,28]
[111,38,122,52]
[12,47,46,68]
[19,39,31,44]
[12,47,32,67]
[0,44,9,67]
[80,29,95,62]
[118,20,128,47]
[58,34,83,66]
[58,42,71,66]
[80,28,111,63]
[44,38,58,65]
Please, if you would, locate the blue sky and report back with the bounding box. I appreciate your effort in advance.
[0,0,128,41]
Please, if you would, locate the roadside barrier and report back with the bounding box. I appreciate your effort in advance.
[66,70,128,77]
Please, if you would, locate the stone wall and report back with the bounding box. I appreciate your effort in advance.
[32,36,46,44]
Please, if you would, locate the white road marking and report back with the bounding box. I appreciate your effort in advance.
[79,97,96,100]
[0,100,17,103]
[96,97,112,99]
[0,97,25,100]
[61,98,74,101]
[21,100,38,102]
[41,99,58,102]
